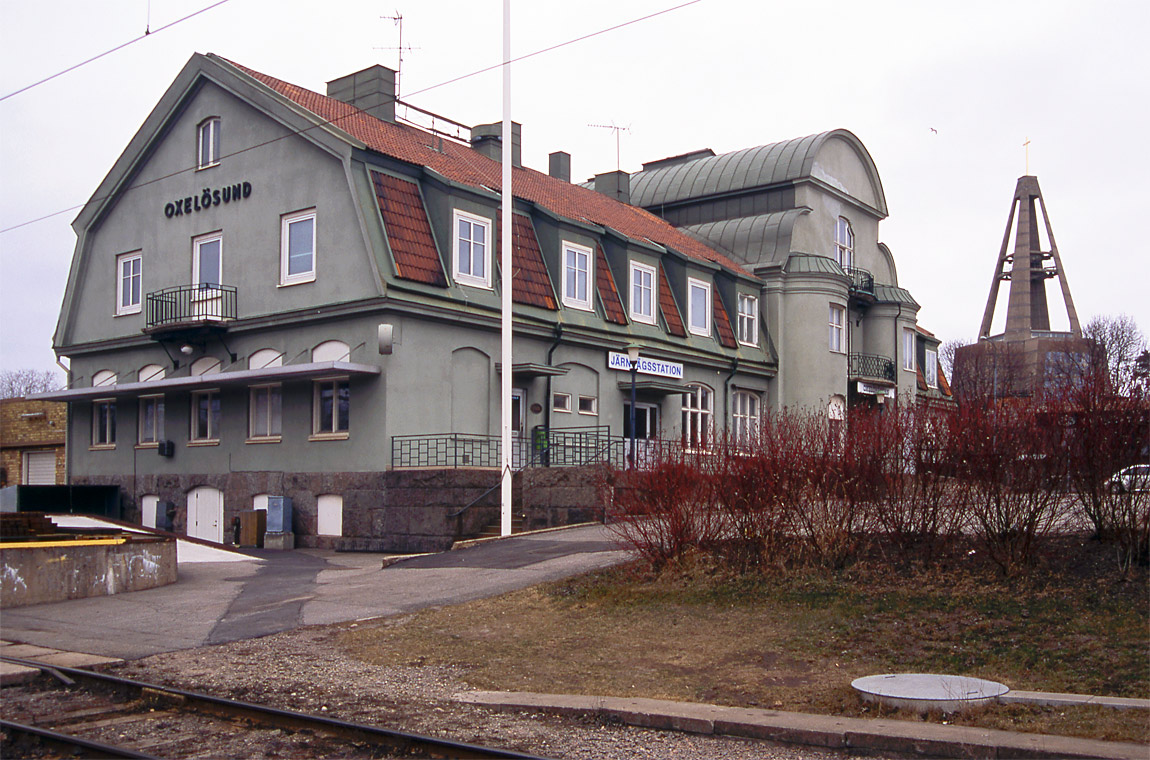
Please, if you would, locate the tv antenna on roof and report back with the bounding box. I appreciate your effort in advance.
[378,12,420,101]
[589,122,631,172]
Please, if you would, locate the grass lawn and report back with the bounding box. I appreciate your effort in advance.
[340,535,1149,743]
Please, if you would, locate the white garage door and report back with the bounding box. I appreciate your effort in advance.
[23,451,57,485]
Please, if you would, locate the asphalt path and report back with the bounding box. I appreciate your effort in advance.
[0,524,631,660]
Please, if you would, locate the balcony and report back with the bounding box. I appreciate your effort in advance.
[843,265,875,306]
[849,352,896,383]
[144,284,237,339]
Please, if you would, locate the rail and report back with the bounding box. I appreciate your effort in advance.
[849,352,896,382]
[843,265,874,295]
[145,284,238,329]
[1,656,549,760]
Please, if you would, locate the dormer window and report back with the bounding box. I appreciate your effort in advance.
[629,261,656,324]
[198,117,220,169]
[737,293,758,346]
[562,242,593,311]
[835,217,853,268]
[453,210,491,288]
[687,278,711,337]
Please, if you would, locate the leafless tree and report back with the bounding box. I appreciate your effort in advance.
[1083,314,1147,396]
[938,338,970,380]
[0,368,62,399]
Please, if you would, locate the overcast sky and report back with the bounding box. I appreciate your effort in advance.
[2,0,1147,379]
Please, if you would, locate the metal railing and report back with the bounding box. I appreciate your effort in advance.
[843,265,874,295]
[849,352,896,382]
[146,284,238,329]
[392,427,691,470]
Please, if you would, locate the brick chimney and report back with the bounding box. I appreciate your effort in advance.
[326,65,396,123]
[471,122,521,168]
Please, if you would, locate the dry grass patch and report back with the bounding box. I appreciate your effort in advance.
[339,537,1148,743]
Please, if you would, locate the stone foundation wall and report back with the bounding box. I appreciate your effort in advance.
[520,465,607,529]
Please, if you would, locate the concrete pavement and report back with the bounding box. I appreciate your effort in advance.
[0,523,629,659]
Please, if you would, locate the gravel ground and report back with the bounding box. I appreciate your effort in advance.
[107,623,891,759]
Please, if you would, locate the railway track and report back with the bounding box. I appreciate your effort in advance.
[0,655,553,759]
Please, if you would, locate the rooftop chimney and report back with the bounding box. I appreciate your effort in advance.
[470,122,521,168]
[549,151,571,182]
[594,170,630,205]
[326,65,396,123]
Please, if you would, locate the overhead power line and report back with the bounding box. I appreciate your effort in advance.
[0,0,232,103]
[0,0,702,236]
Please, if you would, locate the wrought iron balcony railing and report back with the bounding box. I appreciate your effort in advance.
[843,266,874,296]
[145,284,238,330]
[849,352,896,382]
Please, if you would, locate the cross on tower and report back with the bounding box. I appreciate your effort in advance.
[1023,136,1031,175]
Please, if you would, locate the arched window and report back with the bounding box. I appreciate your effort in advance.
[835,217,854,268]
[248,348,283,370]
[92,369,117,387]
[191,356,222,375]
[138,364,166,382]
[312,340,350,363]
[681,384,713,450]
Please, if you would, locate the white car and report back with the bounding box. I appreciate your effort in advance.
[1107,464,1150,494]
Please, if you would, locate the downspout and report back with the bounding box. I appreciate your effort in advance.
[543,323,564,465]
[724,356,739,437]
[56,357,71,485]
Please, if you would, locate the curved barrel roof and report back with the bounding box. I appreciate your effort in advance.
[630,130,887,216]
[682,209,810,270]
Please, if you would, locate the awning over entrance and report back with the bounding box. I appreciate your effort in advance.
[495,362,570,379]
[31,361,381,402]
[616,379,685,395]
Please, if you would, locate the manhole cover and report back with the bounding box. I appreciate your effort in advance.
[851,673,1009,713]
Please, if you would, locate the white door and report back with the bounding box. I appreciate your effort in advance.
[188,486,223,543]
[141,494,160,529]
[317,494,343,536]
[23,451,56,484]
[623,403,659,467]
[511,388,527,467]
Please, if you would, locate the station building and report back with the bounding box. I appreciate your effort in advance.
[37,54,940,550]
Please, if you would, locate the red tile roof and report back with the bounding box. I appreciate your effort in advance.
[227,59,753,279]
[371,171,446,286]
[713,293,737,348]
[659,268,686,337]
[595,245,628,325]
[498,215,557,310]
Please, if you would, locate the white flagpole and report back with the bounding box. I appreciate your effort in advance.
[500,0,513,536]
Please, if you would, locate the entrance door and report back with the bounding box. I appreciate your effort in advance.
[187,486,223,543]
[623,402,659,467]
[510,388,527,467]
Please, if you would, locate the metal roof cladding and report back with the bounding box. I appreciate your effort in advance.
[629,130,888,217]
[683,209,811,269]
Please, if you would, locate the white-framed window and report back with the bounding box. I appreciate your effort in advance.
[687,277,712,337]
[553,392,572,413]
[835,216,854,268]
[280,209,316,286]
[829,305,845,353]
[190,390,221,443]
[925,348,939,388]
[116,252,142,315]
[903,327,916,371]
[92,399,116,448]
[249,384,282,440]
[562,242,593,311]
[453,210,491,288]
[92,369,117,387]
[317,493,343,536]
[193,232,223,288]
[248,348,284,370]
[313,378,349,437]
[138,395,164,445]
[732,390,760,447]
[197,117,220,169]
[578,395,598,415]
[138,364,166,382]
[737,293,758,346]
[681,384,713,450]
[629,261,656,324]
